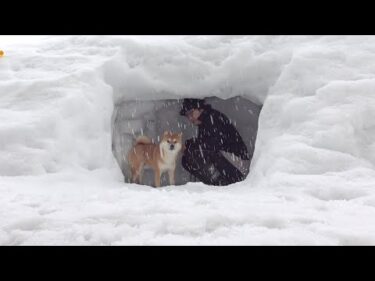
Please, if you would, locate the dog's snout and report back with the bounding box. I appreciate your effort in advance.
[170,144,175,150]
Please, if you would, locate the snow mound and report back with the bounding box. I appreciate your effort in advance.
[1,36,375,245]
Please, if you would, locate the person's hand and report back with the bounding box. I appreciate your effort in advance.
[185,138,198,150]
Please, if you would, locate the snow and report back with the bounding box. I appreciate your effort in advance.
[1,35,375,245]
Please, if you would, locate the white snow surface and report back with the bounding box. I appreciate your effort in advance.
[1,35,375,245]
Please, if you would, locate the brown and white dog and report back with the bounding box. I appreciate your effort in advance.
[127,131,183,187]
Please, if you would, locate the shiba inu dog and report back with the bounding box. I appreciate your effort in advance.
[127,131,183,187]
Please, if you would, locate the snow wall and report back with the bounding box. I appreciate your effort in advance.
[1,36,375,189]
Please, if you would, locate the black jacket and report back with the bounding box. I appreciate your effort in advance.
[185,105,250,160]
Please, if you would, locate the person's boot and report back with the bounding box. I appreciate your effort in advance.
[185,159,222,185]
[196,153,245,186]
[211,154,245,185]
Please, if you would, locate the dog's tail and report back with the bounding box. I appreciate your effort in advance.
[135,135,152,145]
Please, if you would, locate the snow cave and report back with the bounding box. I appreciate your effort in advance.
[4,36,375,245]
[112,97,261,186]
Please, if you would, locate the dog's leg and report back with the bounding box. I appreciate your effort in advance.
[168,168,175,186]
[138,164,144,184]
[135,164,144,184]
[131,164,141,184]
[130,166,137,183]
[134,172,140,184]
[154,168,161,188]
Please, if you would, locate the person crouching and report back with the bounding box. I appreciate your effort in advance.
[180,98,250,186]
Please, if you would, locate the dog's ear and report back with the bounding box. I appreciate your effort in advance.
[163,130,169,136]
[178,132,183,138]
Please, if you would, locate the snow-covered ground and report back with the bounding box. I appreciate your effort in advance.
[1,35,375,245]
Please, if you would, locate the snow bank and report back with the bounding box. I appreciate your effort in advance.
[250,37,375,186]
[2,36,375,245]
[0,38,118,176]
